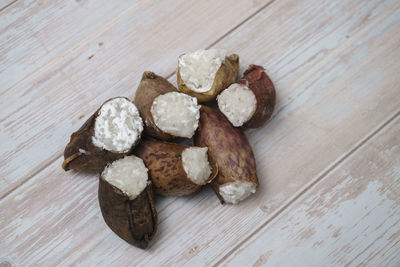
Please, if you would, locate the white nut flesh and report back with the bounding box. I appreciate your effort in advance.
[102,156,149,200]
[178,49,227,93]
[151,92,200,138]
[182,147,212,185]
[217,83,257,127]
[219,181,257,204]
[92,97,143,153]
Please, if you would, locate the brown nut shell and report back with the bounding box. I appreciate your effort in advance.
[194,105,258,204]
[177,54,239,102]
[134,71,177,140]
[134,138,218,197]
[98,176,158,249]
[238,65,276,128]
[62,97,137,173]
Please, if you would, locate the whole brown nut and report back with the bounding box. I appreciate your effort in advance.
[239,64,276,128]
[98,157,158,249]
[194,105,258,204]
[134,72,178,141]
[62,97,143,173]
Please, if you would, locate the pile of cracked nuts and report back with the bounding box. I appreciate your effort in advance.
[62,49,276,249]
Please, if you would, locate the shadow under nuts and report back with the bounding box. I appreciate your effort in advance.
[98,156,157,249]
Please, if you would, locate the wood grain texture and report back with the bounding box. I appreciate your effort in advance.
[0,0,271,197]
[222,115,400,266]
[0,0,133,91]
[1,0,400,265]
[0,0,16,11]
[368,238,400,266]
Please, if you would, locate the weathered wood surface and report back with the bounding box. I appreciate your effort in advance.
[222,116,400,266]
[1,0,400,265]
[0,0,133,91]
[0,0,15,11]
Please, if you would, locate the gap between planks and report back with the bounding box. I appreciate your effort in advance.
[213,108,400,266]
[0,1,138,96]
[0,0,275,97]
[0,0,16,13]
[0,0,276,200]
[0,1,140,96]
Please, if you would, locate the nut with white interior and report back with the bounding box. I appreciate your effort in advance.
[177,49,239,102]
[220,64,276,128]
[217,83,257,127]
[194,106,259,205]
[135,138,218,197]
[179,49,227,93]
[150,92,200,138]
[134,71,201,140]
[98,156,157,249]
[62,97,143,173]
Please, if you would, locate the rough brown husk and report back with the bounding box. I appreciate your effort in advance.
[134,138,218,197]
[194,105,258,204]
[238,64,276,128]
[134,71,178,140]
[177,54,239,102]
[98,176,158,249]
[62,97,137,173]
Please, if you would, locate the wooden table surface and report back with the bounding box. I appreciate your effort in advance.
[1,0,400,266]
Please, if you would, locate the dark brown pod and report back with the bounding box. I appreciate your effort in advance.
[98,157,157,249]
[239,65,276,128]
[62,97,143,173]
[134,72,177,140]
[135,138,218,197]
[194,106,258,204]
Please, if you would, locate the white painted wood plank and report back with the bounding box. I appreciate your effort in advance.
[0,0,271,197]
[368,238,400,266]
[0,0,134,91]
[0,0,16,11]
[222,115,400,267]
[1,0,400,265]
